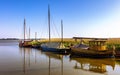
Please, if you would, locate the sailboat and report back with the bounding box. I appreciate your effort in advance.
[19,18,32,47]
[41,5,69,53]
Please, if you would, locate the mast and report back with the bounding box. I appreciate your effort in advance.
[61,20,63,43]
[35,32,37,40]
[24,18,26,42]
[61,20,63,48]
[29,27,30,40]
[48,4,51,42]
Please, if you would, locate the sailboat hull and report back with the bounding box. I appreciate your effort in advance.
[41,46,64,52]
[41,46,70,54]
[41,42,70,54]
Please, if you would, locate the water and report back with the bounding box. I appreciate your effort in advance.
[0,41,120,75]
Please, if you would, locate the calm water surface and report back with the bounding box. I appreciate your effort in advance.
[0,41,120,75]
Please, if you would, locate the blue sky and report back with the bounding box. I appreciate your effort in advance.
[0,0,120,38]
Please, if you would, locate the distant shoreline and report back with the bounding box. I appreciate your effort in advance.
[0,39,19,43]
[0,38,19,40]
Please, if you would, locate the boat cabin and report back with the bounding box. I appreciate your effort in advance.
[89,39,107,51]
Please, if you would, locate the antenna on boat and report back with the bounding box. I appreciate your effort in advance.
[48,4,51,42]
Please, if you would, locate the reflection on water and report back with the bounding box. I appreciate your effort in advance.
[1,42,120,75]
[20,48,65,75]
[70,58,115,73]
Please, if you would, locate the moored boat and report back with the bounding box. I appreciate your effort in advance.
[19,18,32,47]
[19,40,32,47]
[41,42,70,54]
[70,39,115,58]
[41,5,70,53]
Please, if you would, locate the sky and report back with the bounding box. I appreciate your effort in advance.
[0,0,120,39]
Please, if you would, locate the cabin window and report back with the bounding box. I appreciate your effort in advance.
[89,41,106,46]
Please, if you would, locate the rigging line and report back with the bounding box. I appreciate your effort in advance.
[49,18,56,38]
[20,24,24,40]
[53,23,60,37]
[20,19,25,40]
[51,15,60,37]
[51,24,57,38]
[52,17,60,37]
[38,20,43,38]
[40,15,48,38]
[40,5,60,38]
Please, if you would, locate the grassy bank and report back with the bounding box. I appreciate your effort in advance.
[30,38,80,47]
[107,38,120,50]
[29,38,120,50]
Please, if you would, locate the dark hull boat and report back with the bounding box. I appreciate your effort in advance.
[70,47,114,58]
[41,47,69,54]
[19,40,32,47]
[31,45,41,49]
[70,39,115,58]
[41,42,59,52]
[19,18,32,48]
[41,42,70,54]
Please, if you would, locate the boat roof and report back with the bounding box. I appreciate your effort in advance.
[73,37,108,40]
